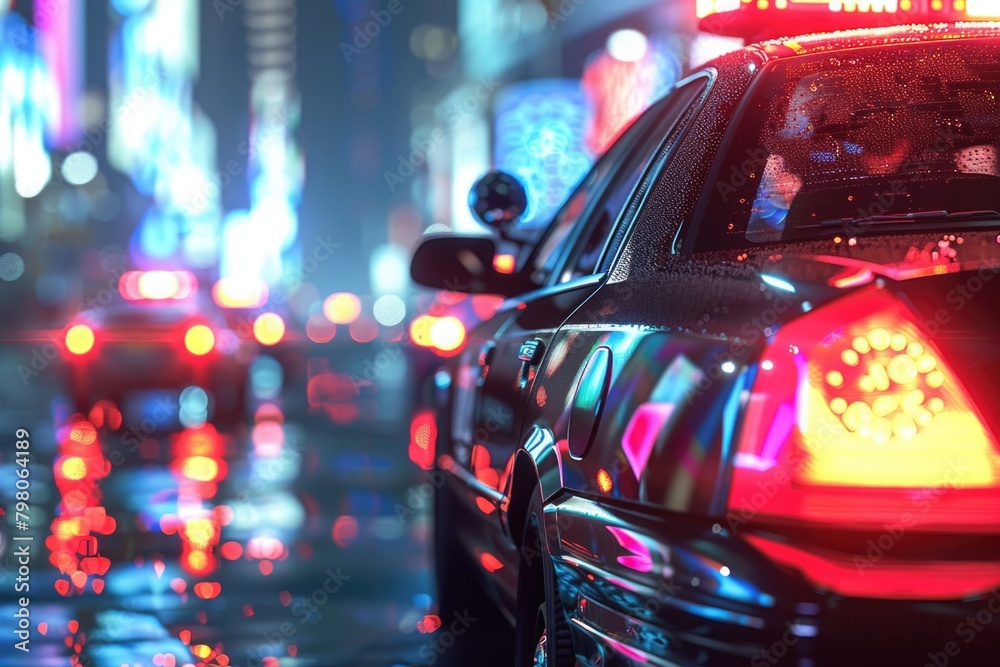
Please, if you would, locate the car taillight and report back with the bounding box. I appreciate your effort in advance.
[253,313,285,346]
[66,325,95,355]
[729,286,1000,533]
[184,325,216,356]
[428,316,466,356]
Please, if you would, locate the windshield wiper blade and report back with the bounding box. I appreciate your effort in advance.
[818,210,1000,227]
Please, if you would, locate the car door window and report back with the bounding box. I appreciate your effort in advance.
[528,94,684,285]
[560,77,711,283]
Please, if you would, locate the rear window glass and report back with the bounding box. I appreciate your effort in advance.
[695,40,1000,250]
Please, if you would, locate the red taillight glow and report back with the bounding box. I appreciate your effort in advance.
[184,325,215,356]
[65,325,95,355]
[119,271,196,301]
[729,287,1000,532]
[253,313,285,346]
[744,534,1000,600]
[428,316,466,354]
[408,410,437,471]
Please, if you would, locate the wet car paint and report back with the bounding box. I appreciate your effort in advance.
[430,24,1000,667]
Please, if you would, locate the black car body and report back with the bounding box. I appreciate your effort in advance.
[413,24,1000,667]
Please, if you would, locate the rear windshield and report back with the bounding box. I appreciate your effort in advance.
[100,305,195,327]
[695,40,1000,250]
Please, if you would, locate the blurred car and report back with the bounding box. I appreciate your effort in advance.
[412,24,1000,667]
[63,270,254,425]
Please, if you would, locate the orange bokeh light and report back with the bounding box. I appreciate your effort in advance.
[493,253,516,274]
[323,292,362,324]
[428,316,466,353]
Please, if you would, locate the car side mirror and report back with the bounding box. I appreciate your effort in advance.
[410,235,533,297]
[469,171,528,236]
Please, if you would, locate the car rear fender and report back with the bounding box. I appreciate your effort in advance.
[505,425,563,548]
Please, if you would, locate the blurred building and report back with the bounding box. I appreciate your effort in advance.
[404,0,706,239]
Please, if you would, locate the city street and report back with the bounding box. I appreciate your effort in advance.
[0,343,442,667]
[6,2,1000,665]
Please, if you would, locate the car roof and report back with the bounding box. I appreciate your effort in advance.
[719,22,1000,66]
[90,303,201,326]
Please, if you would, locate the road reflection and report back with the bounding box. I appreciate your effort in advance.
[0,346,438,667]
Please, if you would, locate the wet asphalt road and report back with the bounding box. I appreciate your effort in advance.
[0,343,475,667]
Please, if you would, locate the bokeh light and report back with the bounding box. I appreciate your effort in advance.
[373,294,406,326]
[428,316,466,353]
[65,324,95,355]
[184,325,216,356]
[61,151,99,185]
[0,253,25,282]
[323,292,362,324]
[253,313,286,346]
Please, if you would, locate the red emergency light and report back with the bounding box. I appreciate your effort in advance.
[698,0,1000,40]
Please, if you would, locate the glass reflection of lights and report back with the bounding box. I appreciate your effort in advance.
[493,80,592,226]
[621,355,704,481]
[583,37,680,154]
[760,273,796,293]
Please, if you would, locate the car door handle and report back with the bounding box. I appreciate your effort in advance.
[518,338,543,364]
[517,338,544,388]
[477,341,495,388]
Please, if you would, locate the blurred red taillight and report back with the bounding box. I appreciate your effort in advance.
[66,324,95,355]
[729,286,1000,533]
[184,324,215,356]
[408,409,437,471]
